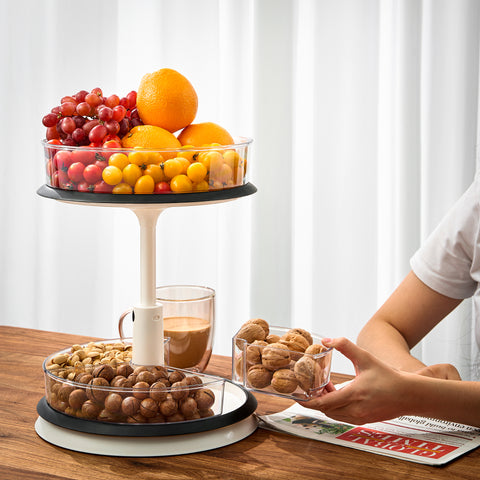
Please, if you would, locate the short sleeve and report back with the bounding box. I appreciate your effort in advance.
[410,177,480,299]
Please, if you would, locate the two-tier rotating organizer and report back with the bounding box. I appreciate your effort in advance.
[35,139,258,456]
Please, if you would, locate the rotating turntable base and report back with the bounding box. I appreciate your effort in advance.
[35,381,258,456]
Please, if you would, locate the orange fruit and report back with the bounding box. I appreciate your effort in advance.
[177,122,234,147]
[136,68,198,133]
[122,125,181,159]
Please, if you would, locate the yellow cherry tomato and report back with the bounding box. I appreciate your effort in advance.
[170,174,193,193]
[187,162,207,183]
[123,163,143,186]
[134,174,155,194]
[102,165,123,185]
[128,150,150,168]
[112,182,133,194]
[147,151,164,165]
[202,151,223,172]
[177,157,190,174]
[177,145,196,162]
[219,163,233,184]
[223,150,239,169]
[163,158,183,179]
[193,180,209,192]
[144,164,166,183]
[108,152,129,170]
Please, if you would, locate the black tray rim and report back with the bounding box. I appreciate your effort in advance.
[37,183,257,205]
[36,381,257,437]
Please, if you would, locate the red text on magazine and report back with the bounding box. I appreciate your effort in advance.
[337,427,458,459]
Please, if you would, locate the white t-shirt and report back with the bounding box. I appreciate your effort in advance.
[410,175,480,349]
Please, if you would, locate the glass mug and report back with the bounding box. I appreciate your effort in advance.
[119,285,215,372]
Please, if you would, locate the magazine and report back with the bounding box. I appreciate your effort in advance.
[258,401,480,466]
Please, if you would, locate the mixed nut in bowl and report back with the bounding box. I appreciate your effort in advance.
[232,320,333,401]
[43,339,223,424]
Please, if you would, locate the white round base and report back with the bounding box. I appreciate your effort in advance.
[35,414,257,457]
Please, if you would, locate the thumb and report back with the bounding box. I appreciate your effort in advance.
[323,337,372,371]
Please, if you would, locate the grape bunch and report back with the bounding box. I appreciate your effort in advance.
[42,88,143,147]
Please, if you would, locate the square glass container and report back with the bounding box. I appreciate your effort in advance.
[232,326,333,401]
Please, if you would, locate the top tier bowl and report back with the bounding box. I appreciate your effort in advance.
[42,137,252,198]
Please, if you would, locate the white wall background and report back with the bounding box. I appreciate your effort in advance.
[1,0,479,377]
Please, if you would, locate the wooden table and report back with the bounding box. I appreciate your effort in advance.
[1,326,479,479]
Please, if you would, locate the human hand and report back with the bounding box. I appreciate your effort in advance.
[415,363,461,380]
[298,337,412,425]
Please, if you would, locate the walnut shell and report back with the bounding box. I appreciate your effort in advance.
[261,343,291,370]
[278,332,310,352]
[294,355,321,392]
[247,364,273,388]
[271,369,298,394]
[244,318,270,336]
[246,340,268,365]
[236,322,266,348]
[305,343,327,355]
[265,334,281,344]
[288,328,313,346]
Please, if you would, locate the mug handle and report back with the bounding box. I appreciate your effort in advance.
[118,308,133,339]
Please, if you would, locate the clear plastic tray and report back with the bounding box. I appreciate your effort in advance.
[43,339,225,424]
[43,137,252,194]
[232,326,333,401]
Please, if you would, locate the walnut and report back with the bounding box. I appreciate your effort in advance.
[245,318,270,336]
[294,355,321,392]
[271,369,298,394]
[265,334,281,344]
[247,364,273,388]
[278,332,310,352]
[194,388,215,410]
[305,343,327,355]
[287,328,313,346]
[261,343,291,370]
[236,322,266,348]
[246,340,268,365]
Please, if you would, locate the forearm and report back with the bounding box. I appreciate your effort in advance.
[401,372,480,427]
[357,317,426,372]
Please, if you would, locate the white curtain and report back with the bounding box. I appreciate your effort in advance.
[1,0,479,377]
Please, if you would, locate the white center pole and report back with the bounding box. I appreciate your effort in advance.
[130,207,165,366]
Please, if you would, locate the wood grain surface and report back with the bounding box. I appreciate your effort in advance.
[0,325,479,479]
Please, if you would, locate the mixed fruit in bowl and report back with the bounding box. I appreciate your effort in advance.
[42,68,251,194]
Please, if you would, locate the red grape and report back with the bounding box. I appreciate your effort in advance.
[126,91,137,109]
[46,126,60,140]
[61,96,77,105]
[61,117,76,134]
[89,124,108,143]
[85,92,103,107]
[112,105,127,122]
[72,128,86,143]
[43,113,58,127]
[105,95,120,108]
[60,102,77,116]
[76,102,91,116]
[83,119,100,134]
[74,90,89,103]
[98,107,113,122]
[105,120,120,135]
[73,116,86,128]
